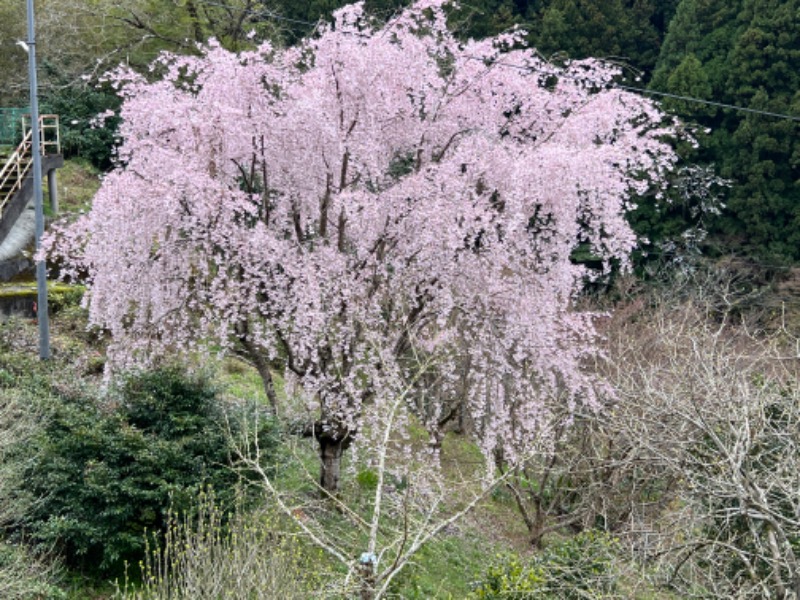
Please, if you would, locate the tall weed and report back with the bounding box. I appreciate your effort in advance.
[120,489,324,599]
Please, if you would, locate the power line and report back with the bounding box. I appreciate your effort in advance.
[466,56,800,123]
[616,84,800,123]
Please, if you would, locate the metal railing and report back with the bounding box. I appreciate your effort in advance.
[0,114,60,219]
[22,113,61,156]
[0,107,28,146]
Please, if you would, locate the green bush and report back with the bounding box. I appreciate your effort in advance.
[40,79,121,170]
[47,285,85,315]
[13,366,278,575]
[470,531,620,599]
[1,384,66,600]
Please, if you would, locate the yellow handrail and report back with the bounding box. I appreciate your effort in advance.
[22,114,61,156]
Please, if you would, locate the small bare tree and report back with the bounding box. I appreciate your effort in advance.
[500,400,681,550]
[496,284,800,599]
[606,301,800,599]
[236,345,525,600]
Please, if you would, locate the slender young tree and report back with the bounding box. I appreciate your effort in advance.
[47,0,676,495]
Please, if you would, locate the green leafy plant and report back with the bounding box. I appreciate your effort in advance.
[41,79,121,171]
[1,384,66,599]
[470,530,620,599]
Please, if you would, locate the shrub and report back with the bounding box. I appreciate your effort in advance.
[41,80,121,170]
[14,366,278,575]
[0,390,35,530]
[0,380,65,599]
[470,531,620,599]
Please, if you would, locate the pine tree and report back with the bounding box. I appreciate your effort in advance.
[719,0,800,258]
[651,0,741,93]
[532,0,662,74]
[663,53,714,117]
[651,0,800,260]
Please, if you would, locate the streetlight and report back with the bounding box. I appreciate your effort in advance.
[21,0,50,359]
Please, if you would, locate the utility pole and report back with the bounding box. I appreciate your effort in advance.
[25,0,50,359]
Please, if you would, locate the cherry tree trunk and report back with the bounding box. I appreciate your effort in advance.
[251,353,279,417]
[318,432,350,496]
[319,438,344,494]
[302,420,353,496]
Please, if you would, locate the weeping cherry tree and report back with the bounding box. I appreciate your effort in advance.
[46,0,676,499]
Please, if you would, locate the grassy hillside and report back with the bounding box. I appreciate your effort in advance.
[0,298,671,599]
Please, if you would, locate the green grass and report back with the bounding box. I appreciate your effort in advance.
[390,531,505,599]
[217,355,271,402]
[0,281,83,301]
[46,158,101,215]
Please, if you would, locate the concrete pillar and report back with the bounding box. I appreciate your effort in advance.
[46,168,57,214]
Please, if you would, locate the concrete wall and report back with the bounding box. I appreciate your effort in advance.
[0,154,63,281]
